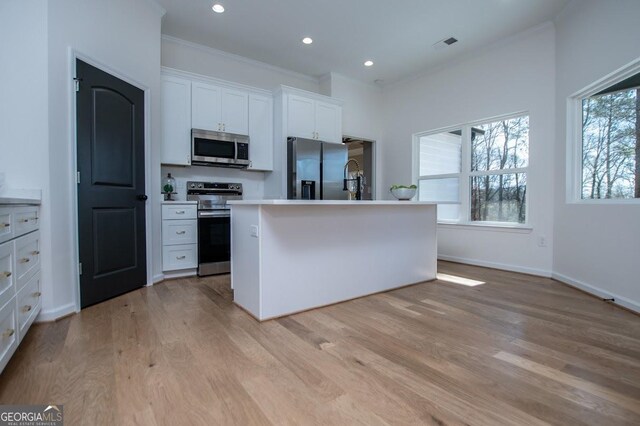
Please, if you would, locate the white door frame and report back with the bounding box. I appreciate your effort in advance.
[68,48,153,313]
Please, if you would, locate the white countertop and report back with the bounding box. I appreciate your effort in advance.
[228,199,437,206]
[161,200,197,205]
[0,188,42,205]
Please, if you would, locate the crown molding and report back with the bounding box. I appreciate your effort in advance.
[161,34,319,85]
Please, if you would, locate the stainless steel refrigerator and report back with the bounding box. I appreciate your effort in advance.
[287,137,348,200]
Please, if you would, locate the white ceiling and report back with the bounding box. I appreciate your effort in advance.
[157,0,570,85]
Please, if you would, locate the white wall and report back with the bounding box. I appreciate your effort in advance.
[161,166,266,202]
[43,0,164,319]
[0,0,52,310]
[161,36,319,93]
[553,0,640,310]
[320,73,384,198]
[381,24,557,276]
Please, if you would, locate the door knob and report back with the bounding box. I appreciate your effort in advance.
[137,194,148,201]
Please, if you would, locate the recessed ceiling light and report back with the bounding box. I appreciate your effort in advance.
[364,60,374,67]
[212,4,225,13]
[302,37,313,45]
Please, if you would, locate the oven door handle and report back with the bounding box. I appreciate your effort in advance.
[198,211,231,218]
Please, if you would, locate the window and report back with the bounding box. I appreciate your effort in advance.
[580,71,639,200]
[415,114,529,225]
[416,130,462,221]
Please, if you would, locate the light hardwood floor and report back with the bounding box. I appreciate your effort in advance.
[1,261,639,425]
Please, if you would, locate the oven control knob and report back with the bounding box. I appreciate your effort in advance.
[197,183,203,189]
[190,183,196,188]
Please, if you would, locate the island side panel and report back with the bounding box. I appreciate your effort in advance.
[259,204,437,320]
[230,204,261,318]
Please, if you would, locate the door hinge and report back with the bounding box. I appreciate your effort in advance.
[73,77,82,92]
[77,171,80,184]
[79,262,83,275]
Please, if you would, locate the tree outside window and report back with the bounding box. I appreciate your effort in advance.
[581,78,640,200]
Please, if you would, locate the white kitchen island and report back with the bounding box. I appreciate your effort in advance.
[228,200,438,321]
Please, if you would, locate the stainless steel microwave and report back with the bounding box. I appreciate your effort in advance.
[191,129,250,168]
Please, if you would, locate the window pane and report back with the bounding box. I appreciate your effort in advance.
[581,86,639,199]
[419,178,459,221]
[419,131,461,176]
[419,178,459,202]
[471,173,526,223]
[471,116,529,171]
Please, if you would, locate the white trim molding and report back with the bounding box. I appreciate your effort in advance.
[438,255,552,278]
[69,48,154,313]
[35,303,77,323]
[161,35,319,84]
[552,272,640,314]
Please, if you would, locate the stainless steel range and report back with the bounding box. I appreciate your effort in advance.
[187,181,243,276]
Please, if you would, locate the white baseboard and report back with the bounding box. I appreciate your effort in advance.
[35,302,77,323]
[161,269,197,281]
[437,254,552,277]
[152,273,165,284]
[552,272,640,314]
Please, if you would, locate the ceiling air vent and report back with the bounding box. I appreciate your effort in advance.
[432,37,458,51]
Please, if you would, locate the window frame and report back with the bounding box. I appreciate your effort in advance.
[413,111,531,228]
[567,57,640,205]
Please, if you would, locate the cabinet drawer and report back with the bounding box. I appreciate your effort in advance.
[0,209,13,244]
[15,231,40,290]
[0,242,14,310]
[0,296,18,373]
[162,204,197,220]
[13,207,39,238]
[163,244,197,271]
[163,220,197,245]
[16,272,41,338]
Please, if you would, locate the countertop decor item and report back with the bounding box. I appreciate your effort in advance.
[390,184,417,201]
[162,173,177,201]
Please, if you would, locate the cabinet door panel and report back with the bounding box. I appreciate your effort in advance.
[192,82,222,131]
[287,95,316,140]
[221,88,249,135]
[0,298,18,373]
[161,76,192,165]
[315,101,342,144]
[0,242,14,310]
[248,94,273,171]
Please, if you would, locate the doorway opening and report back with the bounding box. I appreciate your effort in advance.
[343,137,375,200]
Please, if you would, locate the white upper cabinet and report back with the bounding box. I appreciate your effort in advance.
[221,88,249,135]
[191,82,222,132]
[287,94,342,144]
[287,95,316,140]
[314,101,342,145]
[248,94,274,171]
[161,75,192,166]
[192,82,249,135]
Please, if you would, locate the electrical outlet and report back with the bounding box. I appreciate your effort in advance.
[250,225,259,238]
[537,236,547,247]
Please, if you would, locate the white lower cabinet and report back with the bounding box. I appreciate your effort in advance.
[0,298,18,372]
[162,203,198,273]
[163,244,197,271]
[0,203,40,373]
[16,271,40,337]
